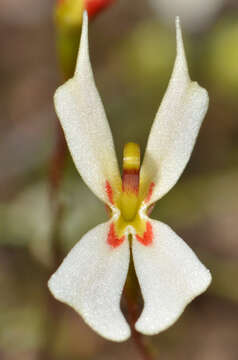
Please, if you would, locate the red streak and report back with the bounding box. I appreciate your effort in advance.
[145,182,155,203]
[85,0,115,18]
[122,169,139,195]
[136,221,153,246]
[105,180,114,204]
[107,223,125,248]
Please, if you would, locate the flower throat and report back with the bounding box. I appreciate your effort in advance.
[120,142,140,221]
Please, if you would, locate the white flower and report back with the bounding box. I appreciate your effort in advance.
[48,12,211,342]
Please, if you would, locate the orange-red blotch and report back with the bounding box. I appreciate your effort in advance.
[105,180,114,205]
[136,221,153,246]
[107,223,125,248]
[145,182,155,203]
[122,169,139,195]
[85,0,115,18]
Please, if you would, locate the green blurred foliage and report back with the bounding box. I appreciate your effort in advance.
[56,27,81,79]
[120,21,175,91]
[55,0,84,78]
[205,16,238,100]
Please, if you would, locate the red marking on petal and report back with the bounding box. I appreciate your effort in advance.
[122,169,139,195]
[85,0,115,18]
[105,204,112,218]
[136,221,153,246]
[107,223,125,248]
[145,182,155,203]
[146,203,155,216]
[105,180,114,205]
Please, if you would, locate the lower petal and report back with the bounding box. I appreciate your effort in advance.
[132,219,211,335]
[48,221,130,342]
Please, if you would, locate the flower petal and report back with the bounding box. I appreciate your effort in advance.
[48,221,130,342]
[54,12,121,204]
[140,18,209,204]
[132,219,211,335]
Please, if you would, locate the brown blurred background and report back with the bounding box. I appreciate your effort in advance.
[1,0,238,359]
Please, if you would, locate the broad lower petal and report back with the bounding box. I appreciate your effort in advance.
[54,12,121,204]
[48,221,130,342]
[140,18,209,204]
[132,219,211,335]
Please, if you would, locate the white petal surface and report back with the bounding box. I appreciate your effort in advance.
[132,219,211,335]
[48,221,130,342]
[140,18,209,204]
[54,12,121,204]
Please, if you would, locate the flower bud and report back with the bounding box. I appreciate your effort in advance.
[85,0,115,18]
[54,0,116,78]
[55,0,84,28]
[55,0,115,27]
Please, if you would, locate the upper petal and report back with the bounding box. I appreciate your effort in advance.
[132,219,211,335]
[140,18,209,204]
[54,12,121,204]
[48,221,130,342]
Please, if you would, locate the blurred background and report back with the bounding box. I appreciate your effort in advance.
[1,0,238,359]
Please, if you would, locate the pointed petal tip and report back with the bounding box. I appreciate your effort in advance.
[175,15,181,35]
[175,15,180,28]
[53,11,120,203]
[74,8,89,77]
[175,16,184,55]
[82,9,88,27]
[172,15,190,83]
[80,8,88,46]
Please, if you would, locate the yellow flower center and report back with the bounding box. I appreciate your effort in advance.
[105,142,155,247]
[120,142,140,221]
